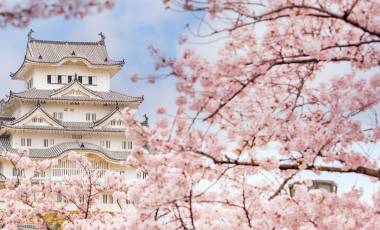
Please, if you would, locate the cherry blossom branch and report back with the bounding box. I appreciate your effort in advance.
[190,149,380,179]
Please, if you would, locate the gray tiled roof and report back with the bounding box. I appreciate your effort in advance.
[26,37,124,66]
[0,136,129,161]
[11,87,143,103]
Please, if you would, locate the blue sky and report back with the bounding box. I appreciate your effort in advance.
[0,0,192,120]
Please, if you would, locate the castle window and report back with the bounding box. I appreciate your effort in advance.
[111,120,123,126]
[21,138,32,147]
[86,113,91,121]
[102,194,113,204]
[27,79,33,89]
[21,138,25,146]
[44,139,49,147]
[68,75,72,83]
[47,75,51,84]
[58,112,63,120]
[12,168,25,177]
[38,118,43,123]
[137,171,147,179]
[105,141,111,149]
[88,76,93,85]
[57,194,62,202]
[78,76,82,83]
[91,113,97,121]
[72,135,82,140]
[122,141,132,150]
[58,75,62,84]
[27,138,32,146]
[32,117,38,123]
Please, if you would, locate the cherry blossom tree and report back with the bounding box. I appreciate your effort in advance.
[0,0,380,229]
[123,0,380,229]
[0,0,114,28]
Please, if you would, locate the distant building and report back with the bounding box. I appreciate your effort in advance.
[0,31,145,211]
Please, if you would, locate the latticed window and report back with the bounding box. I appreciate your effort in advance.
[122,141,133,150]
[12,168,25,177]
[52,157,109,177]
[105,141,111,149]
[102,194,113,204]
[137,171,147,179]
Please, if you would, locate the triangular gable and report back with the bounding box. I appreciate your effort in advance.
[12,107,63,128]
[51,81,101,99]
[93,109,126,129]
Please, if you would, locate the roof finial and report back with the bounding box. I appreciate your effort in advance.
[27,29,34,41]
[99,32,106,44]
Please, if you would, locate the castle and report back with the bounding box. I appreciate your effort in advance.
[0,31,145,211]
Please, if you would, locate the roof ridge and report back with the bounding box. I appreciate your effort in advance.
[50,80,103,99]
[92,106,121,127]
[29,38,103,46]
[8,104,64,128]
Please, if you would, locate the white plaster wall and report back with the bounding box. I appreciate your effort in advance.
[11,132,132,152]
[42,103,117,122]
[31,64,112,91]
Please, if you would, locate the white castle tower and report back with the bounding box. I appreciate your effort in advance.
[0,31,146,211]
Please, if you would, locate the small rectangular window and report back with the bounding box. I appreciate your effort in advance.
[78,76,82,83]
[88,76,93,85]
[58,112,63,120]
[68,75,72,83]
[43,139,48,147]
[13,168,25,177]
[27,138,32,147]
[92,113,96,121]
[72,135,83,140]
[21,138,26,146]
[86,113,91,121]
[123,141,132,150]
[103,194,108,204]
[53,112,57,119]
[58,75,62,84]
[105,141,111,149]
[47,75,51,84]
